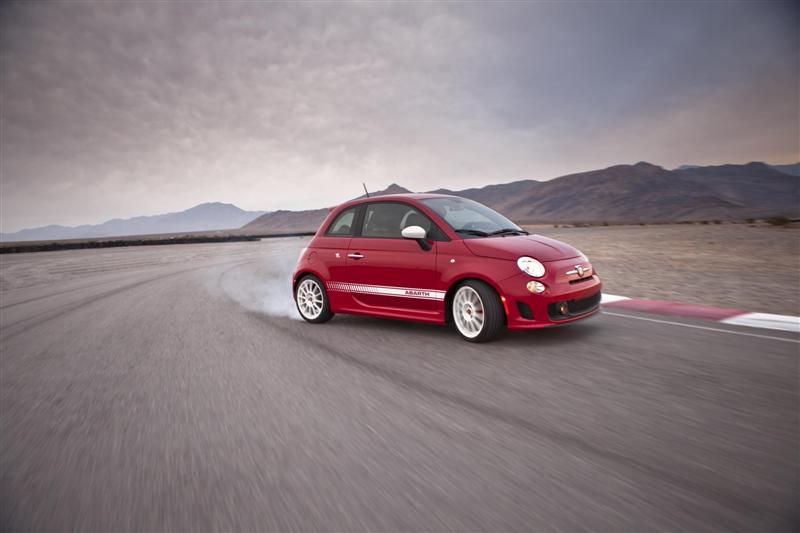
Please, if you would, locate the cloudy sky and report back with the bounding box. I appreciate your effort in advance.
[1,1,797,231]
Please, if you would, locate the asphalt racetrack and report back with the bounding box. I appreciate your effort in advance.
[1,238,797,531]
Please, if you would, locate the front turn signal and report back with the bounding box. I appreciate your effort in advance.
[526,281,546,294]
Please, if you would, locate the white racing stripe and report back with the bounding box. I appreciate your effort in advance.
[720,312,800,334]
[327,281,446,301]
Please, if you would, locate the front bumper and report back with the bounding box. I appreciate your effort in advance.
[497,269,602,330]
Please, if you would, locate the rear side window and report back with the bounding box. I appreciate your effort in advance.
[361,202,431,239]
[326,207,357,236]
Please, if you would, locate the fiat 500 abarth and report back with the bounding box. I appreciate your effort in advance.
[292,194,601,342]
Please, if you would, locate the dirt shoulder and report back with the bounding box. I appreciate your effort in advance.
[523,223,800,315]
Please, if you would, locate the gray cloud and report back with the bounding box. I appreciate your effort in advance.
[1,1,797,231]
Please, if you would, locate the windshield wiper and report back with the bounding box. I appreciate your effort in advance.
[490,228,529,236]
[455,228,489,237]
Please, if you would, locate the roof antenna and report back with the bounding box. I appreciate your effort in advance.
[362,183,370,198]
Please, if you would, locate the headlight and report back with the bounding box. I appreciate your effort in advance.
[517,256,546,277]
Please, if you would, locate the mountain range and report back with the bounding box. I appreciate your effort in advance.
[4,161,798,242]
[243,161,799,232]
[1,203,265,242]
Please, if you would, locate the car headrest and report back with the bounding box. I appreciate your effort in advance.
[404,212,427,229]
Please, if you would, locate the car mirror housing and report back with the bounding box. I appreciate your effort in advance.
[401,225,427,240]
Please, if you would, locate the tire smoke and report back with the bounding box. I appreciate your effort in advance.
[217,238,307,320]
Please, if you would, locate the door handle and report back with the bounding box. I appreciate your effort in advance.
[347,252,364,260]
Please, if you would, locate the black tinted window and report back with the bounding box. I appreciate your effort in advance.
[361,203,431,239]
[326,207,357,236]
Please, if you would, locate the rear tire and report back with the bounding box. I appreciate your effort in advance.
[451,280,504,342]
[295,275,334,323]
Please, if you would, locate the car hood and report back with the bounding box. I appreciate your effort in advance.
[463,234,581,262]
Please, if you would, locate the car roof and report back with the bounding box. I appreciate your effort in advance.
[337,193,456,209]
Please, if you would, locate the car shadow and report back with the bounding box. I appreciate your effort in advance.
[319,313,602,348]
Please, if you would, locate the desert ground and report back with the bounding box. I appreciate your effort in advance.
[525,223,800,315]
[3,223,797,315]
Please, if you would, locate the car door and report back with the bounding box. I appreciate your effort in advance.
[312,205,360,310]
[344,201,441,313]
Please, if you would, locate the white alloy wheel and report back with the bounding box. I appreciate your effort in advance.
[453,285,485,339]
[297,278,324,320]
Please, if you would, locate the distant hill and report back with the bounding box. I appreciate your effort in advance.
[244,161,799,232]
[681,162,800,177]
[355,183,412,200]
[1,203,266,242]
[240,208,331,234]
[428,180,541,212]
[770,163,800,177]
[492,161,799,223]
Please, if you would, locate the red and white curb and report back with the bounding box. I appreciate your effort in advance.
[601,294,800,334]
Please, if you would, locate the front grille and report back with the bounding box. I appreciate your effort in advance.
[548,291,601,321]
[569,276,594,285]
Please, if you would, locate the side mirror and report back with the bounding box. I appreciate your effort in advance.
[401,225,432,250]
[401,225,427,240]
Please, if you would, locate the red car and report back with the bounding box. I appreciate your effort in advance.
[292,194,601,342]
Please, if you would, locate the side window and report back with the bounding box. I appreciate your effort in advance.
[326,207,357,236]
[361,203,431,239]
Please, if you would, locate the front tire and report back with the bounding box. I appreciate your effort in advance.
[452,280,504,342]
[295,275,334,323]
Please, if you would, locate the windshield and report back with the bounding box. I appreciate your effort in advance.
[421,197,526,237]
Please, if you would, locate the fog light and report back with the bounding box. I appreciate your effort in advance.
[557,302,569,315]
[526,281,546,294]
